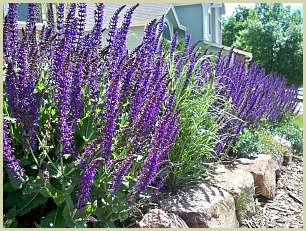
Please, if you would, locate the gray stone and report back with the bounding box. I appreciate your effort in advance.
[138,209,189,228]
[235,154,277,198]
[159,183,238,228]
[272,135,293,166]
[208,164,256,221]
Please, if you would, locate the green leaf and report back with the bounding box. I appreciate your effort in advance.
[40,204,65,228]
[53,191,65,206]
[7,171,23,189]
[51,108,56,116]
[74,205,90,219]
[40,186,54,198]
[6,206,17,219]
[5,192,21,207]
[3,181,15,192]
[65,194,74,210]
[17,193,48,216]
[63,205,87,228]
[47,163,61,178]
[63,154,70,159]
[4,206,17,227]
[119,210,129,222]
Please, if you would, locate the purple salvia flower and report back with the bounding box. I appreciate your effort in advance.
[64,3,76,50]
[165,92,176,111]
[101,60,125,165]
[169,32,178,60]
[6,35,41,151]
[70,60,84,128]
[183,32,191,54]
[117,4,139,52]
[108,155,136,194]
[88,65,100,106]
[131,109,179,197]
[92,3,104,46]
[132,147,159,197]
[26,3,39,37]
[157,38,165,56]
[153,15,165,52]
[57,55,77,157]
[3,121,25,180]
[76,157,104,209]
[174,55,184,79]
[107,5,126,44]
[56,4,65,41]
[76,3,87,48]
[47,3,54,31]
[4,4,19,63]
[152,176,167,194]
[107,4,138,78]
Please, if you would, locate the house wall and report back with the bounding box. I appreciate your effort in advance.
[16,20,145,52]
[126,26,145,51]
[101,26,145,51]
[174,4,203,42]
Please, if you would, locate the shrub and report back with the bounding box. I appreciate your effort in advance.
[233,127,290,158]
[269,119,303,156]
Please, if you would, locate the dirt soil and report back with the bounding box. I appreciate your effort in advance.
[240,156,303,228]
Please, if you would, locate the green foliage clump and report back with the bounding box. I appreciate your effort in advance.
[222,3,303,85]
[233,127,290,158]
[269,119,303,156]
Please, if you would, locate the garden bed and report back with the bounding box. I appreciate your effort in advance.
[240,156,303,228]
[3,3,303,228]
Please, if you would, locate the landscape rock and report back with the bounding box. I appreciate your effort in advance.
[208,164,256,221]
[159,183,238,228]
[138,209,189,228]
[272,135,293,166]
[235,154,277,198]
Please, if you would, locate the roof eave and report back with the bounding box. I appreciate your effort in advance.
[203,40,253,60]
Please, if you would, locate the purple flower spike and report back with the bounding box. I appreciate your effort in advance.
[76,157,104,209]
[108,155,136,194]
[169,32,178,59]
[92,3,104,45]
[76,3,87,47]
[101,63,125,165]
[3,121,25,180]
[26,3,39,36]
[107,5,126,44]
[56,4,65,40]
[4,3,19,63]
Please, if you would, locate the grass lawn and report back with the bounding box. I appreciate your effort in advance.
[293,114,303,128]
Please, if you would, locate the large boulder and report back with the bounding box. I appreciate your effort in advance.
[159,183,238,228]
[138,209,188,228]
[207,164,256,221]
[235,154,277,198]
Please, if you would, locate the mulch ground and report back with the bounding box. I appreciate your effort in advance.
[240,156,303,228]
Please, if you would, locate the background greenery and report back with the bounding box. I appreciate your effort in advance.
[222,3,303,85]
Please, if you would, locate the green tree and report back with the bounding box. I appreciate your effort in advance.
[222,3,303,85]
[222,6,251,47]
